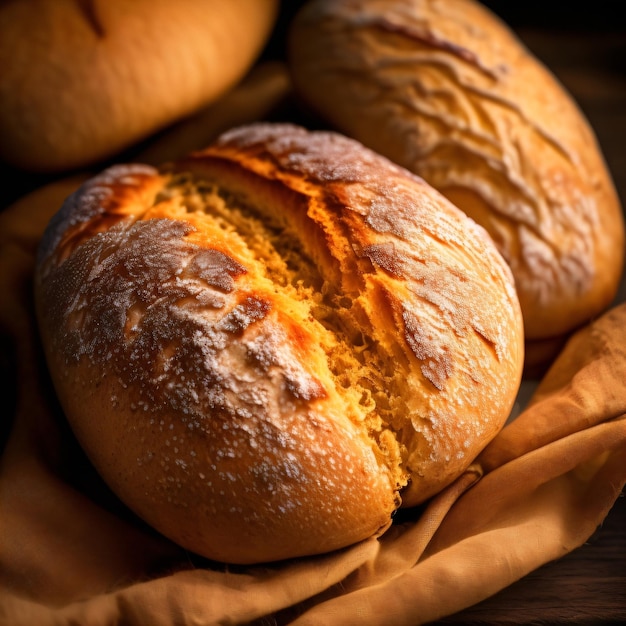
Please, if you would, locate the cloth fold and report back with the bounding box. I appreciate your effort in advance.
[1,182,625,625]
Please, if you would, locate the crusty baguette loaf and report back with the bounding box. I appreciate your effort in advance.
[0,0,278,173]
[287,0,625,344]
[34,123,524,564]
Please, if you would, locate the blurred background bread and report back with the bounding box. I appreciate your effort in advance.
[0,0,278,174]
[287,0,625,353]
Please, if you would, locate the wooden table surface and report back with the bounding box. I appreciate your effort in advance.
[432,22,626,626]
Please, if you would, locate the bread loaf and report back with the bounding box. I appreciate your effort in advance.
[35,123,524,564]
[288,0,625,343]
[0,0,278,173]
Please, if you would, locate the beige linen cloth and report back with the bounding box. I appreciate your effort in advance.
[1,180,625,626]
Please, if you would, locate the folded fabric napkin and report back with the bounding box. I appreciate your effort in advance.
[1,180,624,626]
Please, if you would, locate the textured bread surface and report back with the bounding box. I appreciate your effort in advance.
[0,0,278,173]
[288,0,625,342]
[35,123,524,564]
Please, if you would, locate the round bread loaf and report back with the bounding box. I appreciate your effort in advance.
[0,0,278,173]
[287,0,625,343]
[35,123,524,564]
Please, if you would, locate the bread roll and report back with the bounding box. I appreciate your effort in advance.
[0,0,278,173]
[35,123,524,564]
[288,0,625,342]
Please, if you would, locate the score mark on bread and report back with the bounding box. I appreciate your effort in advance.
[35,123,524,564]
[288,0,625,347]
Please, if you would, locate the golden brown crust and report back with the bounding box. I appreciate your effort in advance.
[0,0,278,173]
[287,0,625,342]
[35,123,524,564]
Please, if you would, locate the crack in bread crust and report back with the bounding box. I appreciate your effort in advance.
[35,122,524,564]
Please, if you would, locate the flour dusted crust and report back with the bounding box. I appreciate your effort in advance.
[35,123,524,564]
[288,0,625,343]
